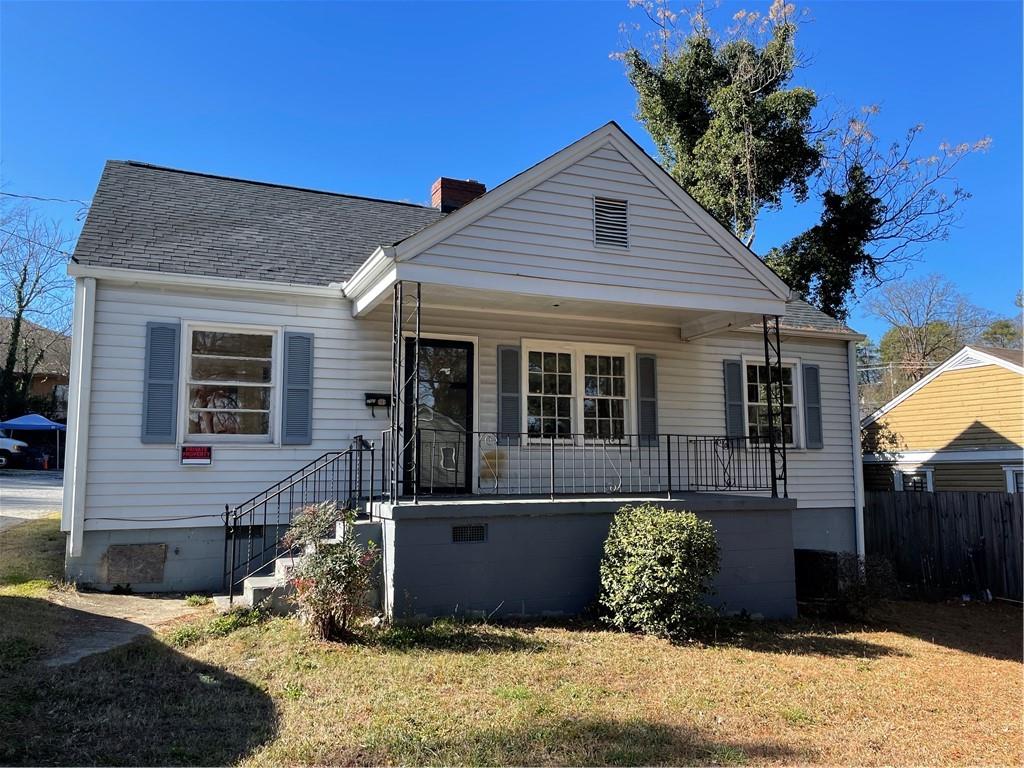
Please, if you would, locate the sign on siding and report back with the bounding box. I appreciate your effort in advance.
[180,445,213,465]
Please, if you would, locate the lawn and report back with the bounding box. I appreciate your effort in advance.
[0,516,1021,766]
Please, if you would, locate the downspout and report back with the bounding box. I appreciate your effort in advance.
[63,276,96,558]
[847,339,866,557]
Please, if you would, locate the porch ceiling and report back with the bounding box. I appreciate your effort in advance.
[365,281,763,339]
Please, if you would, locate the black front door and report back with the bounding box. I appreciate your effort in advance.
[403,338,474,495]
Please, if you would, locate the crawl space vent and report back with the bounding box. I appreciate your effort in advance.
[452,524,488,543]
[593,197,629,248]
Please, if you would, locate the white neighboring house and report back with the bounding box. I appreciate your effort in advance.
[62,123,865,619]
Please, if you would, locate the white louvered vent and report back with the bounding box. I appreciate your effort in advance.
[593,197,629,248]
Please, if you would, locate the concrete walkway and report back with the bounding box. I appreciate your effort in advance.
[43,590,203,667]
[0,470,64,531]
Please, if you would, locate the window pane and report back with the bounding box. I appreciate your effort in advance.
[542,397,555,417]
[528,351,542,373]
[612,357,624,376]
[583,398,596,417]
[558,374,572,395]
[188,384,270,411]
[188,411,269,435]
[528,372,542,394]
[191,356,271,383]
[543,353,557,373]
[585,376,598,396]
[557,398,571,418]
[558,353,572,373]
[585,355,597,374]
[192,331,271,359]
[543,376,558,395]
[598,356,610,375]
[527,397,540,416]
[613,378,625,397]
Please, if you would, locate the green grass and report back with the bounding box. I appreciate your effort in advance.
[0,515,64,594]
[185,594,212,607]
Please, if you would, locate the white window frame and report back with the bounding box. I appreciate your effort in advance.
[1002,465,1024,493]
[893,465,934,492]
[520,339,637,443]
[179,322,282,446]
[740,355,804,449]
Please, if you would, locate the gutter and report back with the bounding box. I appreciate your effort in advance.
[63,276,96,558]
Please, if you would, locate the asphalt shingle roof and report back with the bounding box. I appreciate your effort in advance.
[73,159,856,335]
[72,161,444,286]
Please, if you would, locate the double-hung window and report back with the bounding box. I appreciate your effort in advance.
[526,350,573,438]
[185,327,277,442]
[583,354,627,439]
[743,361,798,446]
[523,341,633,440]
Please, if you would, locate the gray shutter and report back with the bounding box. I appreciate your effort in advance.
[497,346,521,445]
[636,354,658,446]
[802,363,823,449]
[281,332,314,445]
[723,359,745,439]
[141,321,180,444]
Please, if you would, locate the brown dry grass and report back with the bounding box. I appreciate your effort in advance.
[180,602,1018,767]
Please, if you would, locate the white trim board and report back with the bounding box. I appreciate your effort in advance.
[862,345,1024,428]
[863,448,1024,464]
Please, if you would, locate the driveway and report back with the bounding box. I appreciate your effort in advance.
[0,470,64,531]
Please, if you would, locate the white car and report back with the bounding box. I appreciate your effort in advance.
[0,431,28,468]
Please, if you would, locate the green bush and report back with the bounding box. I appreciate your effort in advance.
[599,504,721,639]
[285,502,379,640]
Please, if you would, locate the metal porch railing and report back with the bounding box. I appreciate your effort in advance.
[222,436,375,602]
[385,429,773,500]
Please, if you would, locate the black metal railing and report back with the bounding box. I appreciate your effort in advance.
[223,436,375,602]
[387,429,773,500]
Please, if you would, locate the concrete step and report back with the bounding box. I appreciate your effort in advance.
[243,574,294,614]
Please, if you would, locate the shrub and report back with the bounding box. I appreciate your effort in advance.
[184,594,211,607]
[285,502,379,640]
[599,503,721,639]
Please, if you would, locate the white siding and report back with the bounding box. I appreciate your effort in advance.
[412,145,778,304]
[80,283,854,532]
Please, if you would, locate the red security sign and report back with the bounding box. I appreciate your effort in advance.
[180,445,213,465]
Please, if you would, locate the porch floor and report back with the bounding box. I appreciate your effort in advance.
[375,492,796,520]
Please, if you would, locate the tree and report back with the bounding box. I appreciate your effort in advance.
[0,203,73,419]
[622,0,821,246]
[621,1,990,320]
[867,274,992,381]
[979,291,1023,349]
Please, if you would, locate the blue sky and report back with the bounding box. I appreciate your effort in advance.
[2,1,1020,340]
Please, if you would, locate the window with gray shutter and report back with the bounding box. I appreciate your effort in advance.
[281,332,314,445]
[636,354,658,446]
[142,321,180,444]
[802,364,823,449]
[497,346,521,445]
[593,197,629,248]
[723,359,744,439]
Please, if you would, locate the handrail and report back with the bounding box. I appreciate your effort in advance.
[223,436,376,603]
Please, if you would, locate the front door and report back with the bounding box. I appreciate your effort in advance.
[403,338,474,495]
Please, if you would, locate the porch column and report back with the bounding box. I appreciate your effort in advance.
[390,280,422,503]
[761,315,788,498]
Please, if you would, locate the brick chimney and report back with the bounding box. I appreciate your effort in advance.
[431,177,486,213]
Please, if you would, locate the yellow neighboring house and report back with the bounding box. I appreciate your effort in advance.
[862,345,1024,493]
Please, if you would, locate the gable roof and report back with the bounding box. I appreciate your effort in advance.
[71,125,856,337]
[389,122,792,303]
[861,344,1024,428]
[72,160,444,286]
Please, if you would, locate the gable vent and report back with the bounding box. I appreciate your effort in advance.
[594,197,629,248]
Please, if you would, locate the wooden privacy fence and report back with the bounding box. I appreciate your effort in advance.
[865,491,1023,601]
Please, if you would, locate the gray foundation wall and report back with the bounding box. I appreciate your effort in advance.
[381,496,798,621]
[791,506,857,553]
[67,527,227,592]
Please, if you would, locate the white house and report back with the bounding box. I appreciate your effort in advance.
[62,123,865,619]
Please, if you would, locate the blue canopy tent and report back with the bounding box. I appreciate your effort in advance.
[0,413,66,470]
